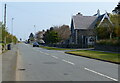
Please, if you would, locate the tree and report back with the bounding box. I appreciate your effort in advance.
[0,22,18,44]
[43,30,59,44]
[96,26,110,39]
[112,2,120,14]
[35,31,45,43]
[110,14,120,38]
[112,2,120,38]
[43,25,70,44]
[29,33,34,42]
[54,25,71,42]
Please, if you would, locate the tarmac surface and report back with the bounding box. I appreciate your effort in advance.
[16,43,119,81]
[2,45,18,81]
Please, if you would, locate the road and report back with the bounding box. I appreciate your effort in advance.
[16,43,119,81]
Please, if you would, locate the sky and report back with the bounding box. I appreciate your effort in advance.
[0,1,119,40]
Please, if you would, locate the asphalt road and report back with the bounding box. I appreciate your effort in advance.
[16,43,119,81]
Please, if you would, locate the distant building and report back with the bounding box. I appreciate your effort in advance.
[69,10,113,47]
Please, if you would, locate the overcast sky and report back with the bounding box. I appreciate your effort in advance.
[0,1,119,40]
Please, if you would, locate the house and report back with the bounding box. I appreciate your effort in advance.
[69,10,113,47]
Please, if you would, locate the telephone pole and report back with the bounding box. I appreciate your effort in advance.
[4,4,7,48]
[4,4,6,28]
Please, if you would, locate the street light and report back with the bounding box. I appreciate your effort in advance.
[34,25,37,41]
[11,18,14,43]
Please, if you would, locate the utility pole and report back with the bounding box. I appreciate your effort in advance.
[4,4,6,28]
[4,4,7,49]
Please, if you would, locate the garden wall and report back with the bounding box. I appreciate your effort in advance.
[43,44,88,48]
[0,45,2,54]
[95,44,120,52]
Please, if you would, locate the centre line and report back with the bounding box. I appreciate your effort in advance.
[51,56,58,59]
[84,68,118,81]
[62,59,75,65]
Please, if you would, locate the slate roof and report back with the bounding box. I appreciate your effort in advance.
[72,14,97,29]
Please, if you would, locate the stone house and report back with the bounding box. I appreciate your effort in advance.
[69,10,113,47]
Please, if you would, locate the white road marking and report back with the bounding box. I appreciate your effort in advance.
[39,51,49,55]
[51,56,58,59]
[62,59,75,65]
[46,50,50,51]
[57,51,64,53]
[43,52,50,55]
[44,53,50,55]
[84,68,118,81]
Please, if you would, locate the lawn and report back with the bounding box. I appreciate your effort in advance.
[66,50,120,64]
[39,45,74,50]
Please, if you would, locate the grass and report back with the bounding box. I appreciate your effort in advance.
[39,45,74,50]
[66,50,120,64]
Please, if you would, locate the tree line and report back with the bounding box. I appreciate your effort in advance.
[0,22,18,44]
[43,25,70,44]
[31,25,70,44]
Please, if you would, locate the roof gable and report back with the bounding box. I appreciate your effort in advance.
[97,13,113,27]
[72,15,97,29]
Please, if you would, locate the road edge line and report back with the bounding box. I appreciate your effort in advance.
[84,67,118,81]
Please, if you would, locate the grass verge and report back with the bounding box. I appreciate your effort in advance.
[65,50,120,64]
[39,45,74,50]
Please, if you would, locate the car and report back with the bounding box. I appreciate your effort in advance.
[33,42,39,47]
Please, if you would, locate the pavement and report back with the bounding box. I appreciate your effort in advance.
[16,43,119,81]
[0,54,2,83]
[0,45,2,82]
[2,45,18,81]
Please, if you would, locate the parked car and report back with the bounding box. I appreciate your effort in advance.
[33,42,39,47]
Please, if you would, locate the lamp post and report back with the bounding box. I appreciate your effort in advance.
[34,25,36,41]
[12,18,14,43]
[4,4,7,49]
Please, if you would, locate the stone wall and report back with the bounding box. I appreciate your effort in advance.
[0,45,2,54]
[95,44,120,52]
[43,44,88,48]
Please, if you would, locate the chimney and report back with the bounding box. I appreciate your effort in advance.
[97,9,100,16]
[77,12,83,16]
